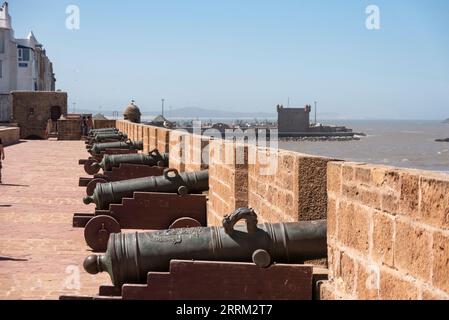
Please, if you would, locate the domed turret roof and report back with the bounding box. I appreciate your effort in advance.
[123,100,141,117]
[123,100,142,123]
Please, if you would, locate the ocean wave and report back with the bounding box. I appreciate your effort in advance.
[400,131,424,134]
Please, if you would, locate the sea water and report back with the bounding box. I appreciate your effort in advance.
[280,120,449,173]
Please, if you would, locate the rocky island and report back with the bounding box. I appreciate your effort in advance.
[437,119,449,142]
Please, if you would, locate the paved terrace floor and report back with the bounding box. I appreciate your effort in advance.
[0,140,110,300]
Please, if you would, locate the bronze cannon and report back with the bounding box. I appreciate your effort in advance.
[88,140,144,155]
[84,208,327,287]
[86,133,128,146]
[83,169,209,210]
[89,128,119,135]
[84,149,169,175]
[88,129,120,139]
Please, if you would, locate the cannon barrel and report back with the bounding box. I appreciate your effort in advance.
[88,140,144,155]
[88,128,119,136]
[86,130,124,145]
[88,150,169,174]
[84,208,327,287]
[89,128,118,133]
[90,132,126,139]
[83,169,208,209]
[90,127,118,132]
[86,133,128,145]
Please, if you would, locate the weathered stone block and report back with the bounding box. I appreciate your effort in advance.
[342,164,355,182]
[381,192,399,215]
[297,156,331,221]
[208,141,249,221]
[379,270,419,300]
[149,127,158,150]
[355,166,372,184]
[0,127,20,146]
[360,188,382,210]
[356,262,380,300]
[327,197,337,240]
[327,162,342,195]
[432,232,449,293]
[421,288,449,300]
[372,212,394,267]
[399,172,420,217]
[319,281,338,300]
[394,220,432,282]
[93,119,116,130]
[337,252,357,295]
[157,128,170,153]
[371,167,401,191]
[420,176,449,229]
[143,126,150,153]
[342,183,359,200]
[337,201,370,254]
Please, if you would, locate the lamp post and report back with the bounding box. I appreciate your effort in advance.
[161,99,165,117]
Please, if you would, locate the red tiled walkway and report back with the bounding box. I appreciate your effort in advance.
[0,140,110,300]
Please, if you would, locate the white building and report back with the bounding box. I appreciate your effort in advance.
[0,2,56,122]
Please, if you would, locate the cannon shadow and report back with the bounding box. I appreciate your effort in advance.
[0,256,28,262]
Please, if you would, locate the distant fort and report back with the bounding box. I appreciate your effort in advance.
[143,104,359,140]
[276,104,355,138]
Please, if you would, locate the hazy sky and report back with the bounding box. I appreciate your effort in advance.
[9,0,449,119]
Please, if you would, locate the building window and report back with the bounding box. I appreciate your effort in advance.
[18,48,30,62]
[0,60,2,78]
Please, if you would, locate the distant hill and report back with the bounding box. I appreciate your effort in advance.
[72,106,353,121]
[444,118,449,124]
[71,107,276,119]
[155,107,276,119]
